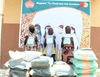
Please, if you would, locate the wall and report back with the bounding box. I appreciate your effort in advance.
[1,24,24,67]
[91,0,100,27]
[90,0,100,66]
[3,0,21,24]
[91,27,100,66]
[1,0,22,67]
[1,0,100,67]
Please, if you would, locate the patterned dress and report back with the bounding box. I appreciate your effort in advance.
[61,34,74,65]
[24,32,39,51]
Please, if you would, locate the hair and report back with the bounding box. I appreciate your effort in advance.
[29,25,35,33]
[35,24,41,29]
[44,25,51,30]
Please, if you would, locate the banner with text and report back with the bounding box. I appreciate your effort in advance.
[19,0,90,48]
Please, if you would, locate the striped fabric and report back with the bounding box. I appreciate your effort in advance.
[70,58,98,69]
[73,49,98,61]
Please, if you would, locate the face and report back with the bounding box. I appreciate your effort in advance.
[35,26,40,34]
[35,28,40,34]
[35,25,40,30]
[29,26,35,33]
[48,28,53,35]
[71,27,76,34]
[45,26,51,34]
[65,26,71,34]
[71,29,74,34]
[58,25,63,34]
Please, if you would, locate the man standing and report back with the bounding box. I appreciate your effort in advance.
[56,25,64,60]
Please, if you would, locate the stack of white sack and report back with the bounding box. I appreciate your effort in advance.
[4,50,42,77]
[52,61,77,77]
[29,56,54,77]
[70,48,98,77]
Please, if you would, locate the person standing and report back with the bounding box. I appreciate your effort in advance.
[43,25,51,55]
[35,24,43,52]
[24,24,39,51]
[71,26,79,51]
[44,27,56,61]
[61,26,74,64]
[56,25,64,60]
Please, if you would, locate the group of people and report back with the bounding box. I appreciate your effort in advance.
[24,24,79,64]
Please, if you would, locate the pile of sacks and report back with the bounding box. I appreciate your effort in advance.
[5,50,77,77]
[29,56,54,77]
[70,48,98,77]
[29,59,77,77]
[52,61,77,77]
[5,50,54,77]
